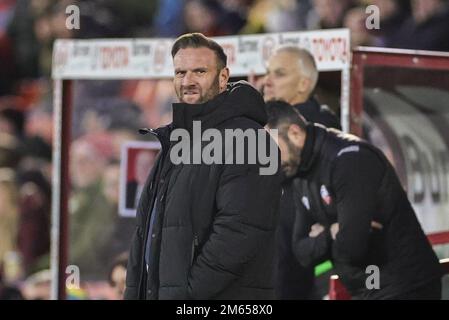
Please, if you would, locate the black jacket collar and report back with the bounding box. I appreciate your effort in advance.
[172,81,267,133]
[296,124,327,178]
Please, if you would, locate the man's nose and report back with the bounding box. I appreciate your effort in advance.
[182,71,195,86]
[264,74,272,87]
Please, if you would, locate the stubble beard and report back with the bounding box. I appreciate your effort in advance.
[282,139,302,178]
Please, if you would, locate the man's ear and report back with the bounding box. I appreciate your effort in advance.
[287,124,305,147]
[219,67,230,92]
[297,77,311,94]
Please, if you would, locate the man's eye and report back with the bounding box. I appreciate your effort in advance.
[195,70,206,74]
[175,71,185,77]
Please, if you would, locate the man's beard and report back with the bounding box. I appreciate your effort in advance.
[282,139,302,178]
[179,74,220,104]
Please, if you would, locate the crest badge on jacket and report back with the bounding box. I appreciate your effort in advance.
[320,185,332,206]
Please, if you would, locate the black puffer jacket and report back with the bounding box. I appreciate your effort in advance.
[291,124,441,299]
[124,81,282,300]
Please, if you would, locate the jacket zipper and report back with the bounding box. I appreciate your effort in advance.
[139,128,161,298]
[190,235,199,266]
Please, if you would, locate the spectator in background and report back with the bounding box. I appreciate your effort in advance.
[386,0,449,51]
[264,0,311,33]
[0,257,24,300]
[184,0,246,36]
[0,281,24,300]
[221,0,255,29]
[126,149,156,210]
[69,138,115,280]
[7,0,41,80]
[8,0,74,79]
[108,252,128,300]
[184,0,225,36]
[0,131,21,168]
[0,168,20,280]
[21,269,51,300]
[308,0,354,29]
[153,0,185,37]
[17,169,51,275]
[24,99,53,146]
[103,161,121,208]
[17,134,52,182]
[367,0,410,47]
[0,107,24,138]
[102,161,135,260]
[0,6,16,96]
[344,6,375,48]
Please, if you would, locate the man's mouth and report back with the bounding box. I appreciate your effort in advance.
[263,87,274,97]
[183,89,200,97]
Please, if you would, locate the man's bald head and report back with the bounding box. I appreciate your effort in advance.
[276,46,319,90]
[264,46,319,105]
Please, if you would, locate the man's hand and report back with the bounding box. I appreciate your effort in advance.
[330,221,383,240]
[330,223,339,240]
[309,223,325,238]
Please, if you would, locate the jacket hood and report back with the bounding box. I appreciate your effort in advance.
[296,124,326,178]
[172,81,267,132]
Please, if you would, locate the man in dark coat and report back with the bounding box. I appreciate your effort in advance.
[266,101,442,299]
[124,33,282,300]
[263,46,340,299]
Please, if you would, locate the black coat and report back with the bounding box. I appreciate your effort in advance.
[290,124,441,299]
[124,81,282,300]
[293,97,341,130]
[275,181,315,299]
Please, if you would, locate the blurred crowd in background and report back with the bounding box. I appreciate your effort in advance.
[1,0,449,300]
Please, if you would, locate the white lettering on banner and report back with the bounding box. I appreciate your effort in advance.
[52,29,350,79]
